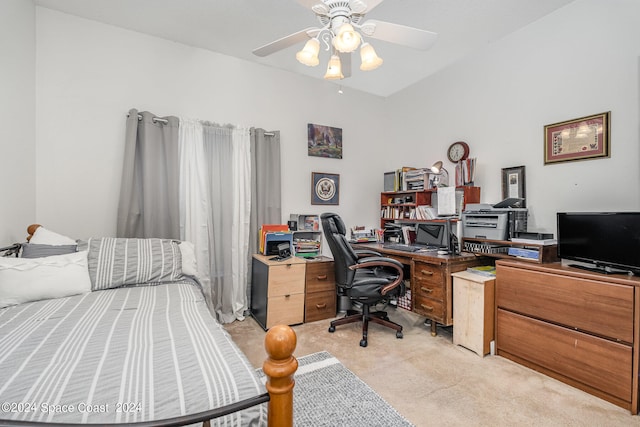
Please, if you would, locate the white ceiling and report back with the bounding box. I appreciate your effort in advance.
[34,0,575,97]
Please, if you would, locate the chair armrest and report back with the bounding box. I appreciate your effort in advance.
[354,249,382,257]
[350,256,404,296]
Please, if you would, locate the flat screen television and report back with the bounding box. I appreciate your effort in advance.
[557,212,640,274]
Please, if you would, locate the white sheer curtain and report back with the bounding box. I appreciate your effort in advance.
[179,120,251,323]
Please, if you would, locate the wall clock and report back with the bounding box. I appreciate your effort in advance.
[447,141,470,162]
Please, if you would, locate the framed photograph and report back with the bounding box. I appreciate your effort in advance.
[311,172,340,205]
[307,123,343,159]
[502,166,526,206]
[544,111,610,164]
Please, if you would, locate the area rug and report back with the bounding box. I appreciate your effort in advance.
[257,351,414,427]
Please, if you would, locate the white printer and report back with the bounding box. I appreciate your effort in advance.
[462,203,528,241]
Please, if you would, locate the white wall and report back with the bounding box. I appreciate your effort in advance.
[387,0,640,233]
[34,7,388,239]
[0,0,36,243]
[6,0,639,244]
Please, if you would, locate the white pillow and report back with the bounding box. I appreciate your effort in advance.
[179,241,198,277]
[0,251,91,308]
[30,226,77,246]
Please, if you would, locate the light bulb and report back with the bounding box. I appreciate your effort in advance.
[324,55,344,80]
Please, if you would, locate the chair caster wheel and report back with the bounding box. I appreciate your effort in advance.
[328,326,335,333]
[396,331,403,339]
[360,339,368,347]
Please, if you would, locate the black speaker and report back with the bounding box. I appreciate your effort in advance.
[287,220,297,231]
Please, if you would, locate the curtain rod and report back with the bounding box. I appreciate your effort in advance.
[130,114,274,134]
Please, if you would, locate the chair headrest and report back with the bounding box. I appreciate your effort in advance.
[321,212,347,235]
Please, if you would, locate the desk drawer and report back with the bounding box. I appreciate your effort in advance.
[413,278,445,301]
[305,290,336,323]
[497,309,632,402]
[266,293,305,329]
[413,295,444,322]
[413,261,444,287]
[497,265,634,343]
[305,262,335,293]
[267,263,306,297]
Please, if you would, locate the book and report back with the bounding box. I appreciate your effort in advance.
[510,238,557,245]
[466,265,496,277]
[508,247,539,259]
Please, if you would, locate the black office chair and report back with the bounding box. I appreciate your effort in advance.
[321,213,405,347]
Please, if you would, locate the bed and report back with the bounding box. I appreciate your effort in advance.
[0,226,297,427]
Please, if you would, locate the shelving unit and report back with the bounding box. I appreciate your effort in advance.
[380,186,480,229]
[461,237,558,263]
[289,214,322,257]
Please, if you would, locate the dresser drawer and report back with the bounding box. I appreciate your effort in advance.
[413,295,444,322]
[266,293,305,329]
[305,262,335,293]
[497,264,634,343]
[497,309,633,402]
[304,289,336,323]
[267,263,306,297]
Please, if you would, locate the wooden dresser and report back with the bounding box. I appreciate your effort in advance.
[251,254,306,330]
[304,256,336,323]
[495,260,640,413]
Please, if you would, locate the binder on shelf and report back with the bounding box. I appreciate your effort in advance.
[259,224,289,254]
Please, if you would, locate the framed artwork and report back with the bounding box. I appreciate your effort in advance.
[311,172,340,205]
[544,111,610,164]
[501,166,526,206]
[307,123,343,159]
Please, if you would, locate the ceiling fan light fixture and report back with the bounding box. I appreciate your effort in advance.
[324,54,344,80]
[295,38,320,66]
[332,23,361,53]
[359,42,383,71]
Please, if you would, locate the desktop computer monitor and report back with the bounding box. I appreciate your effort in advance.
[415,222,450,248]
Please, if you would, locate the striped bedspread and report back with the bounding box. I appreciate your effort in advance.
[0,280,266,426]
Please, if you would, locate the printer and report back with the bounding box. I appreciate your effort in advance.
[462,203,528,241]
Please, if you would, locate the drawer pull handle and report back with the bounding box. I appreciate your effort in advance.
[420,270,433,276]
[420,287,433,293]
[316,303,327,309]
[316,275,328,280]
[284,294,291,298]
[420,304,434,311]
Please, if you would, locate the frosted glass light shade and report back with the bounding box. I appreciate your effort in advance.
[332,23,361,53]
[296,38,320,66]
[324,54,344,80]
[359,42,383,71]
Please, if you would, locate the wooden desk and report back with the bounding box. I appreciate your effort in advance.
[356,243,485,336]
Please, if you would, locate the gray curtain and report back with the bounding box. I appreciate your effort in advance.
[246,128,281,310]
[117,109,180,239]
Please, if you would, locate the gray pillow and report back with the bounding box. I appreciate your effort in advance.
[21,243,77,258]
[77,237,182,291]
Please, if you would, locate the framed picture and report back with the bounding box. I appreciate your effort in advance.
[311,172,340,205]
[307,123,343,159]
[544,111,610,164]
[502,166,526,206]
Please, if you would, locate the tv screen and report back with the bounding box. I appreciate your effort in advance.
[557,212,640,273]
[415,222,450,248]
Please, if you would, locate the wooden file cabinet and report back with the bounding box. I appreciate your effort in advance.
[304,256,336,323]
[495,260,640,414]
[451,271,495,357]
[251,254,306,330]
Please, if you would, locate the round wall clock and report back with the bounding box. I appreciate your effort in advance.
[447,141,470,162]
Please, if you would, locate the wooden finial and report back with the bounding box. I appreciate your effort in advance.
[263,325,297,427]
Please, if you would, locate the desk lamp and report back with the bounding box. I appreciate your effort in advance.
[431,161,450,187]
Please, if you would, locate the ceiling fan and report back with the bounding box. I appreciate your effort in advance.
[252,0,438,79]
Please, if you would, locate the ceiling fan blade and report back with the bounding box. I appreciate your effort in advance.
[360,19,438,50]
[252,28,319,57]
[339,52,352,78]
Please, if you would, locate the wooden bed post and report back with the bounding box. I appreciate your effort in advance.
[263,324,297,427]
